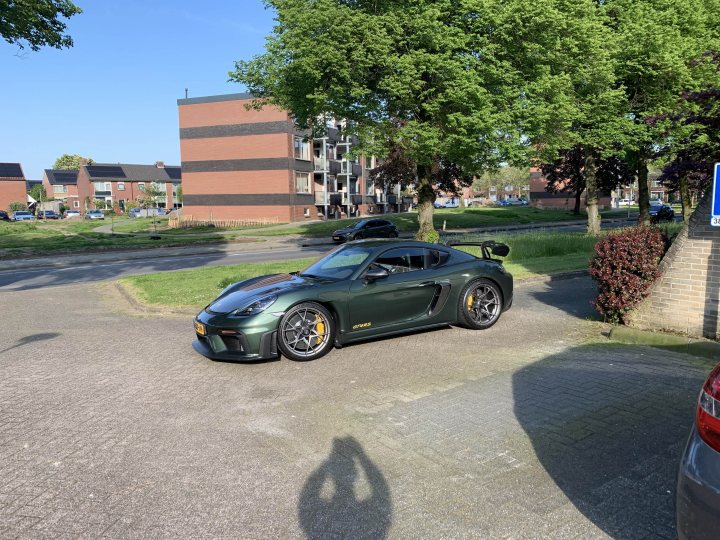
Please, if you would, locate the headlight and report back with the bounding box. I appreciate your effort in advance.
[229,294,278,317]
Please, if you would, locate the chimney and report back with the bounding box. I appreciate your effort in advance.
[155,161,165,168]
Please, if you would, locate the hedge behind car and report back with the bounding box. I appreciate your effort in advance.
[589,226,668,323]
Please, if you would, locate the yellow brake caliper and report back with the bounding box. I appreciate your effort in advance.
[315,314,325,346]
[467,294,474,311]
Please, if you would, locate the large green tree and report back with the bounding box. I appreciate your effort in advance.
[0,0,81,51]
[53,153,93,170]
[231,0,565,240]
[519,0,632,234]
[605,0,720,224]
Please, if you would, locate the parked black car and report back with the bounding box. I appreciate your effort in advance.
[332,219,399,242]
[649,204,675,224]
[0,210,9,222]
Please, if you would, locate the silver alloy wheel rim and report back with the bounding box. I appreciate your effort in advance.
[466,284,500,324]
[281,307,330,358]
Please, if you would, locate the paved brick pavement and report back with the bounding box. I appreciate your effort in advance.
[0,277,713,538]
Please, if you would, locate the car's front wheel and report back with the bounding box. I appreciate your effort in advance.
[457,278,503,330]
[277,302,335,361]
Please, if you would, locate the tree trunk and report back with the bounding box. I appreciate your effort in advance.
[415,163,437,242]
[573,188,585,215]
[458,192,465,208]
[680,174,692,222]
[585,150,601,236]
[637,158,650,226]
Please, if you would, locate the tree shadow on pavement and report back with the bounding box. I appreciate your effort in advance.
[0,332,61,355]
[298,436,392,539]
[526,275,598,319]
[513,343,712,538]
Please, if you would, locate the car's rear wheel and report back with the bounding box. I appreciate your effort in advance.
[278,302,335,361]
[457,278,503,330]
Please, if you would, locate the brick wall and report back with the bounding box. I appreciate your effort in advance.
[629,190,720,338]
[0,179,28,211]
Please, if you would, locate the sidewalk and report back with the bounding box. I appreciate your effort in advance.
[2,217,634,272]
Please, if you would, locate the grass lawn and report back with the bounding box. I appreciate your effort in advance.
[0,219,257,257]
[118,230,611,310]
[243,207,631,237]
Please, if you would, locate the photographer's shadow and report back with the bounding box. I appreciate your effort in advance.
[298,436,392,539]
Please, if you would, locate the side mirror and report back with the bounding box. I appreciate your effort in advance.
[491,244,510,257]
[364,266,389,282]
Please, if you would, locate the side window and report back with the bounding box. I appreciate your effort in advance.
[372,247,426,274]
[426,249,450,268]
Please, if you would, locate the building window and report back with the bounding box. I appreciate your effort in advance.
[365,156,373,169]
[366,181,374,195]
[295,172,311,193]
[138,182,145,191]
[294,137,311,161]
[73,201,79,208]
[304,208,311,217]
[118,182,125,191]
[105,182,111,192]
[53,185,67,194]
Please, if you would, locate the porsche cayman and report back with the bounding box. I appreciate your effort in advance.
[192,239,513,362]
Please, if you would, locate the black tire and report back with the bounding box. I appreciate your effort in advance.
[277,302,335,361]
[457,278,503,330]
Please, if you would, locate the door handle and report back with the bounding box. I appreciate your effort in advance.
[418,281,435,287]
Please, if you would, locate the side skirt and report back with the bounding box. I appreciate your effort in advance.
[335,322,453,347]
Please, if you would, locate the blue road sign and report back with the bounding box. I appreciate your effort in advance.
[712,163,720,226]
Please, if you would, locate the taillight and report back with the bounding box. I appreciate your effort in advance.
[696,364,720,453]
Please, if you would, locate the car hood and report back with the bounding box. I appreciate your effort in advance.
[333,228,356,235]
[206,273,316,314]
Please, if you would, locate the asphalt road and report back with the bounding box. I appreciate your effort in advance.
[0,276,708,538]
[0,246,328,291]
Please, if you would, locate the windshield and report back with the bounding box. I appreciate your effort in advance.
[351,219,369,230]
[300,245,373,280]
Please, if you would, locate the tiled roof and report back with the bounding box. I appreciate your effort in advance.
[84,163,181,183]
[45,169,79,185]
[0,163,25,180]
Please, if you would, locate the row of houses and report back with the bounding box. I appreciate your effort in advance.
[0,162,181,213]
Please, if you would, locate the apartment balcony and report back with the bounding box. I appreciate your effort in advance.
[314,191,367,206]
[313,158,327,172]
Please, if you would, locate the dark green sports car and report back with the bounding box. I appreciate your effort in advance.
[192,239,513,362]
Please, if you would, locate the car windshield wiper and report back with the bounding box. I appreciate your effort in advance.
[299,273,322,279]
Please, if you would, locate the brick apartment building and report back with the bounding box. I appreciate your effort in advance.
[177,93,398,222]
[0,163,28,212]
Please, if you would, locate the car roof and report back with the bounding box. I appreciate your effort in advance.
[344,239,455,251]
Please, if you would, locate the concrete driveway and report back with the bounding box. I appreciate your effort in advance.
[0,276,712,538]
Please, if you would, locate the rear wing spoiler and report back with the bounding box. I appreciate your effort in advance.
[445,240,510,260]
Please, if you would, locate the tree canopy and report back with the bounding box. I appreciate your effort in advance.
[232,0,720,237]
[53,153,93,170]
[0,0,81,51]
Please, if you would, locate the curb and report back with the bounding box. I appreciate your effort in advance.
[608,325,720,361]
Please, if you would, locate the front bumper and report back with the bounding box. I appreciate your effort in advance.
[192,310,280,362]
[677,428,720,540]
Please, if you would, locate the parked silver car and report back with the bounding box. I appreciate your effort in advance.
[677,362,720,539]
[85,210,105,220]
[12,211,35,221]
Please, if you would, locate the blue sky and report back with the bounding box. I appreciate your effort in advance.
[0,1,275,179]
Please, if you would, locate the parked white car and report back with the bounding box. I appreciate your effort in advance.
[618,198,633,206]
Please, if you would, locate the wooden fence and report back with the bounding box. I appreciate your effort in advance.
[168,216,280,229]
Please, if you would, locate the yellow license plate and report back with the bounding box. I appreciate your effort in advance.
[194,321,206,335]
